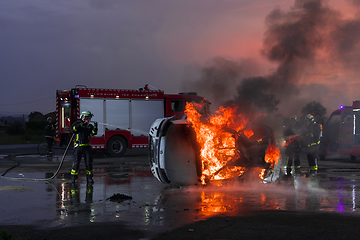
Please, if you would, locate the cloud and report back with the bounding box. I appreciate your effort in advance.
[186,0,360,118]
[1,0,358,118]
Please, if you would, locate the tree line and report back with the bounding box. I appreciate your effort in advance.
[1,111,51,136]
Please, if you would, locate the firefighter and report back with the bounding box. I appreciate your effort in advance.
[45,117,56,157]
[70,111,98,184]
[283,115,301,178]
[301,114,322,177]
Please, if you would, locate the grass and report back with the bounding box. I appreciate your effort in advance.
[0,131,44,145]
[0,231,24,240]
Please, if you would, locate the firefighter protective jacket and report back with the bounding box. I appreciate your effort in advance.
[45,123,55,138]
[283,122,301,154]
[302,122,322,148]
[71,121,98,147]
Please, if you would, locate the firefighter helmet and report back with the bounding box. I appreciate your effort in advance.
[290,115,298,121]
[80,111,93,120]
[47,117,52,121]
[305,114,314,121]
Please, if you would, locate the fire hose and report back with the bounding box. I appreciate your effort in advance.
[1,133,75,182]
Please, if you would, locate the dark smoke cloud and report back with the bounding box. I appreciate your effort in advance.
[187,0,360,119]
[223,77,279,116]
[186,57,262,109]
[329,19,360,68]
[263,0,333,85]
[350,0,360,7]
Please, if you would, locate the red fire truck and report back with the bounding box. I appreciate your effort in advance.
[56,85,208,156]
[320,100,360,160]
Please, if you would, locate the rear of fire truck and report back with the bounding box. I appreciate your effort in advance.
[321,100,360,160]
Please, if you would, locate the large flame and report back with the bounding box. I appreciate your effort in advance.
[185,102,280,185]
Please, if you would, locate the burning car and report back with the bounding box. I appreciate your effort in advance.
[149,103,280,186]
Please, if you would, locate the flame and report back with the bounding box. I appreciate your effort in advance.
[243,129,254,138]
[265,144,281,170]
[185,102,280,185]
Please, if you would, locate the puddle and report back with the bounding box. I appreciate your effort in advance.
[1,162,360,235]
[0,186,33,192]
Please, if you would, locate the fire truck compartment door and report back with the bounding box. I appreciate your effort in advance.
[131,100,163,136]
[354,110,360,145]
[80,98,105,137]
[338,111,353,149]
[106,99,130,131]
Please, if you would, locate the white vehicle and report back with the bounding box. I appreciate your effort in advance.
[149,117,277,185]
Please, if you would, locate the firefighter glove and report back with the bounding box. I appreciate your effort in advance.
[94,122,98,128]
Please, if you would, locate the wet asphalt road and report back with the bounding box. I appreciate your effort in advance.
[1,145,360,239]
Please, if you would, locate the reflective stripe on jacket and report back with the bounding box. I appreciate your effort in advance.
[71,121,98,147]
[45,123,55,138]
[303,122,321,148]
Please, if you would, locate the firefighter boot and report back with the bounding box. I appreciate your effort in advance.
[71,174,78,183]
[286,167,292,177]
[309,163,318,177]
[309,169,318,177]
[283,168,292,181]
[294,166,301,176]
[86,174,94,185]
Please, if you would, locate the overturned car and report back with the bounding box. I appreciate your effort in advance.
[149,103,280,186]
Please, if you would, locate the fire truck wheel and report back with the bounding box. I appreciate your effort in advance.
[107,136,127,157]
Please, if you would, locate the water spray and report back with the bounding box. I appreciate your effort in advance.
[92,121,149,136]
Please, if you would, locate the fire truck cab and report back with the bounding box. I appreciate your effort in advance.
[321,100,360,160]
[56,86,207,157]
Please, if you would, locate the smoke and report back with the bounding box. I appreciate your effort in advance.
[352,0,360,6]
[185,0,360,119]
[186,57,262,110]
[262,0,333,89]
[223,76,279,116]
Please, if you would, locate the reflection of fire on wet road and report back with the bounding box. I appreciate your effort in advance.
[152,178,338,224]
[199,192,231,217]
[185,102,281,184]
[196,186,286,218]
[152,184,297,224]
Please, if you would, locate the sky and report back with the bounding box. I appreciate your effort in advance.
[1,0,360,117]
